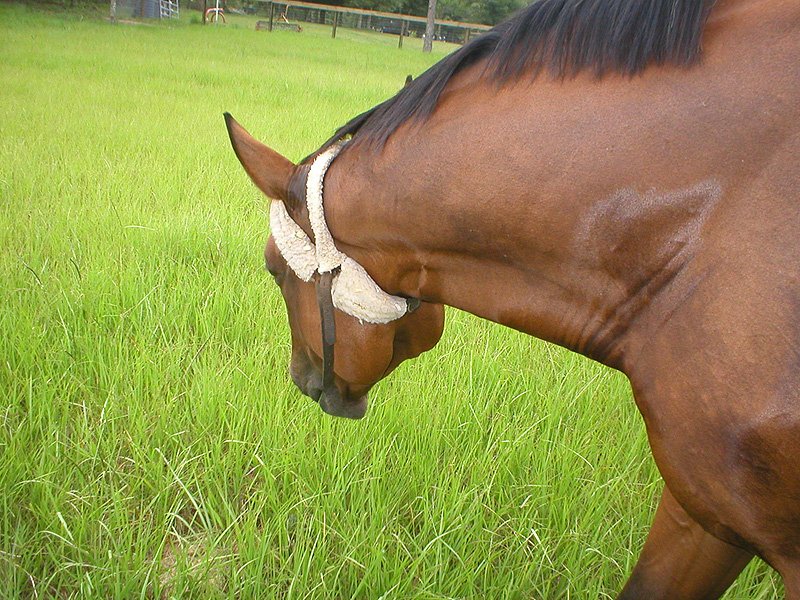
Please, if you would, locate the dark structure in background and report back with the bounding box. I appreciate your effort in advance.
[110,0,179,19]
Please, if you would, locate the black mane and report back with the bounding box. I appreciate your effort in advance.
[316,0,717,154]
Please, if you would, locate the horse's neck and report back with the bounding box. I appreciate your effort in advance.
[323,0,798,372]
[327,160,717,370]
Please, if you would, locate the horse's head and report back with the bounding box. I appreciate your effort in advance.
[225,115,444,419]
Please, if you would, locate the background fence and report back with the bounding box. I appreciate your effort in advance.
[111,0,491,47]
[241,0,490,44]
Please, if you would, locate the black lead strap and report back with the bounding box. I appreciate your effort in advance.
[315,270,337,392]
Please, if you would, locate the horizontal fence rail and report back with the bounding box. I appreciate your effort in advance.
[248,0,491,46]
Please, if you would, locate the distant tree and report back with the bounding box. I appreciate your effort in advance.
[348,0,403,11]
[423,0,436,51]
[473,0,527,25]
[438,0,525,24]
[436,0,469,22]
[398,0,428,17]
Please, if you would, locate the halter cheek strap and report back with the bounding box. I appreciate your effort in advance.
[315,270,337,393]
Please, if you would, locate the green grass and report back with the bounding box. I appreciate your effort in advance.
[0,4,784,598]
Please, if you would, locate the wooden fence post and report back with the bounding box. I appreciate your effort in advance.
[398,20,406,48]
[268,2,274,31]
[331,11,338,38]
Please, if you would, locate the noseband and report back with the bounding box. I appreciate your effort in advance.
[269,142,419,398]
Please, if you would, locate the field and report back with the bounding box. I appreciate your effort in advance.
[0,4,784,598]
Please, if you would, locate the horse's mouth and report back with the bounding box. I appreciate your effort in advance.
[298,379,368,419]
[319,390,368,419]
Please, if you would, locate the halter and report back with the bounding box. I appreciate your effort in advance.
[270,142,419,398]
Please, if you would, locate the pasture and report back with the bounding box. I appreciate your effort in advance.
[0,4,784,598]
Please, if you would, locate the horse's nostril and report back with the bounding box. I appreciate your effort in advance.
[289,363,324,403]
[307,386,322,402]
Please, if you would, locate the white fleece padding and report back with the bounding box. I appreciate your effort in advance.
[269,201,317,282]
[268,142,409,324]
[332,257,408,324]
[307,143,346,273]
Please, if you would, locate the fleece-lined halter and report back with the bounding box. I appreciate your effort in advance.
[269,141,415,324]
[270,141,419,396]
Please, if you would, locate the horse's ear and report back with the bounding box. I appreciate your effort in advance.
[224,113,295,201]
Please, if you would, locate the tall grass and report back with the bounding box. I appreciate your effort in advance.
[0,4,783,598]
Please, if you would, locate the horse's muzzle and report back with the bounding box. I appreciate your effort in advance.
[290,361,368,419]
[319,389,368,419]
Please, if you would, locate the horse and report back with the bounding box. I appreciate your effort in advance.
[225,0,800,596]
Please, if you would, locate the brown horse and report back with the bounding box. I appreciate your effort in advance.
[226,0,800,596]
